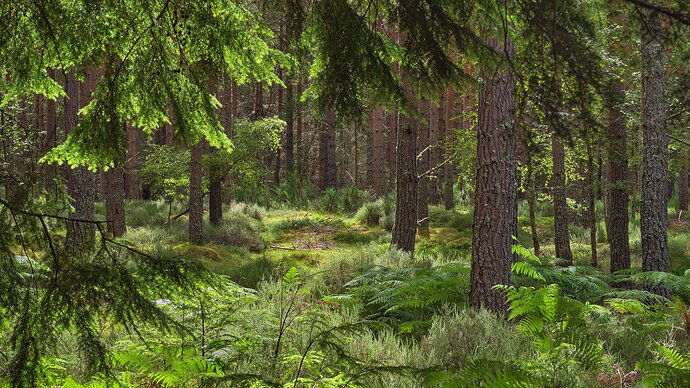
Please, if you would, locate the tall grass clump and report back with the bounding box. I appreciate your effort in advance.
[317,187,372,214]
[354,195,395,229]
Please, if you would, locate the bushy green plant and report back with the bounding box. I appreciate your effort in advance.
[335,262,471,334]
[317,187,372,214]
[139,145,190,206]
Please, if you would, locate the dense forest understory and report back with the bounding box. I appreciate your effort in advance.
[2,0,690,387]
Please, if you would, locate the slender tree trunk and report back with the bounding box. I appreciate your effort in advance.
[296,79,304,177]
[125,122,140,199]
[417,98,430,237]
[527,152,540,257]
[189,141,204,244]
[285,80,294,175]
[66,71,95,254]
[586,140,597,267]
[319,108,337,190]
[681,150,688,212]
[470,35,517,314]
[552,134,573,264]
[640,8,670,277]
[444,85,455,210]
[207,73,224,227]
[606,80,631,273]
[428,99,440,205]
[105,161,126,237]
[387,110,398,188]
[370,103,385,196]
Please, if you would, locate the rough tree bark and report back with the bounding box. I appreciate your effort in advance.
[640,8,670,277]
[681,150,688,212]
[469,35,517,314]
[551,134,573,265]
[391,111,418,252]
[284,79,294,175]
[417,98,430,238]
[125,122,140,200]
[189,140,204,244]
[370,103,385,196]
[586,140,598,267]
[105,161,126,237]
[65,71,95,254]
[208,73,224,227]
[526,151,540,257]
[444,85,455,210]
[319,108,337,190]
[606,79,631,273]
[428,98,441,205]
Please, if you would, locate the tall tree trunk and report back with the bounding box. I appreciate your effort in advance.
[428,99,440,204]
[551,134,573,264]
[65,71,95,254]
[105,162,126,237]
[296,79,304,177]
[207,73,224,227]
[284,80,294,175]
[189,141,204,244]
[319,108,337,190]
[417,98,430,237]
[526,152,540,257]
[391,111,418,252]
[444,85,455,210]
[43,69,57,193]
[640,8,670,277]
[586,140,597,267]
[370,103,385,196]
[387,110,398,188]
[125,122,140,199]
[606,79,631,273]
[470,35,517,314]
[681,150,688,212]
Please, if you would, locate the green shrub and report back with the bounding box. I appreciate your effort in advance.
[419,308,530,368]
[333,230,373,245]
[227,256,276,288]
[669,234,690,273]
[317,187,372,214]
[355,199,385,226]
[339,262,471,334]
[205,215,265,252]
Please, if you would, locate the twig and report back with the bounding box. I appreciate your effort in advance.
[417,151,458,179]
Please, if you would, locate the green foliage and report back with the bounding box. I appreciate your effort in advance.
[317,187,372,214]
[338,262,471,334]
[139,145,190,204]
[638,346,690,387]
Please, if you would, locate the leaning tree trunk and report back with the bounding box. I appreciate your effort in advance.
[469,36,517,314]
[551,134,573,265]
[189,141,204,244]
[606,79,631,273]
[640,8,670,278]
[65,71,95,255]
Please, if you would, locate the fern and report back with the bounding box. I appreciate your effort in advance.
[638,346,690,387]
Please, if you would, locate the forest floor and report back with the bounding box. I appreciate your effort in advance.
[117,197,690,285]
